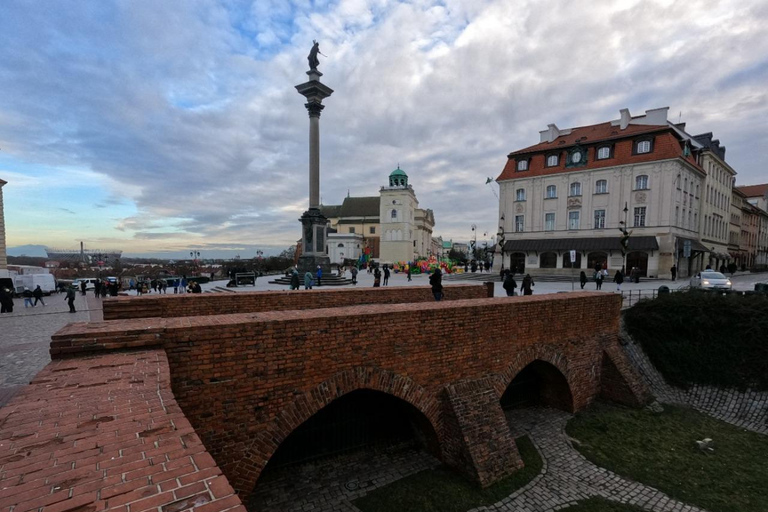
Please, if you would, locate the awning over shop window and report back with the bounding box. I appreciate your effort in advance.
[502,236,659,253]
[676,237,709,253]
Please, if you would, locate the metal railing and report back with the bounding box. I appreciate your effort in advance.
[620,288,684,309]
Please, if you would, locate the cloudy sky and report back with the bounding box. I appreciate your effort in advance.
[1,0,766,258]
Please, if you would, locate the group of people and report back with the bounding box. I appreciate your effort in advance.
[502,269,535,296]
[464,260,491,273]
[577,264,640,291]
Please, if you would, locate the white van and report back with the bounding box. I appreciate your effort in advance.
[15,274,57,295]
[72,278,99,291]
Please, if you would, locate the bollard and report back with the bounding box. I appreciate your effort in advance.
[658,285,670,295]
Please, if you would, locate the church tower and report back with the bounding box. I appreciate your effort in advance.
[379,166,418,263]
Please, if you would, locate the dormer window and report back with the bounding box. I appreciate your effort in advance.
[516,159,529,171]
[597,146,611,160]
[569,182,582,197]
[516,188,526,201]
[546,154,559,167]
[634,139,654,154]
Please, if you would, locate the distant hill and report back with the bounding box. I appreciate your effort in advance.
[7,245,48,257]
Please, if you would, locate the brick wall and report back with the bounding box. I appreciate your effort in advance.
[0,350,244,512]
[51,292,650,499]
[102,283,492,320]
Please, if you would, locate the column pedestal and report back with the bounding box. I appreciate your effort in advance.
[298,208,331,273]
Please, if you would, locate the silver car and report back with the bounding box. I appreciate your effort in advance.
[690,271,732,290]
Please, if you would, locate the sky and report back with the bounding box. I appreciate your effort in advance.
[1,0,766,259]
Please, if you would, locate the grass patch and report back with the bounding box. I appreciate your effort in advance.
[564,497,646,511]
[353,436,541,512]
[623,291,768,390]
[567,402,768,512]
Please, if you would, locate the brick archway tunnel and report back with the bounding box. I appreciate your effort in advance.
[48,290,651,502]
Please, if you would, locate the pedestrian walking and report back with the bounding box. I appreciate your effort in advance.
[32,285,46,306]
[0,286,14,313]
[373,267,381,287]
[579,271,587,289]
[304,271,314,290]
[406,266,411,282]
[290,269,300,290]
[180,276,188,293]
[670,264,677,281]
[22,288,34,308]
[429,268,443,301]
[350,266,358,285]
[613,270,624,291]
[80,280,87,296]
[595,270,603,290]
[316,266,323,287]
[94,279,102,297]
[383,265,390,286]
[65,286,77,313]
[521,274,535,295]
[502,270,517,297]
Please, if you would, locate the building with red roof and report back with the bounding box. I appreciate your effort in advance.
[494,107,743,279]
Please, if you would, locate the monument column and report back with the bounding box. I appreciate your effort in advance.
[295,52,334,273]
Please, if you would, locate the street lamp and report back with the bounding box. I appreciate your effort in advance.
[256,250,264,274]
[618,202,630,274]
[190,251,201,274]
[471,224,478,260]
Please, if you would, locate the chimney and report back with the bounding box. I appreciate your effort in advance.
[539,123,561,143]
[619,108,631,130]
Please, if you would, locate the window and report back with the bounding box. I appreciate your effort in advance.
[515,215,524,232]
[545,213,555,231]
[635,175,649,190]
[349,227,355,234]
[634,206,646,227]
[595,179,607,194]
[568,211,580,230]
[546,154,559,167]
[636,140,651,154]
[516,188,526,201]
[569,182,581,196]
[540,252,557,268]
[516,159,528,171]
[676,174,681,189]
[369,226,375,234]
[594,210,606,229]
[696,184,699,198]
[675,206,679,225]
[391,209,397,219]
[597,146,611,160]
[545,185,557,198]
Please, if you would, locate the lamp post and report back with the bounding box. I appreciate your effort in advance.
[471,224,477,261]
[618,202,630,275]
[256,250,263,275]
[190,251,200,274]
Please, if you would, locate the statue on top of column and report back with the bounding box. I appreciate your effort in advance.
[307,40,325,71]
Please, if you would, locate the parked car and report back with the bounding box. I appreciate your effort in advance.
[72,278,99,290]
[689,270,732,290]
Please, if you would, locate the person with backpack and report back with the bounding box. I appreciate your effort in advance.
[521,274,535,295]
[613,269,624,291]
[429,268,443,301]
[502,270,517,296]
[32,285,46,306]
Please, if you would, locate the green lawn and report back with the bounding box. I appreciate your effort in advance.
[353,436,542,512]
[566,402,768,512]
[563,497,646,511]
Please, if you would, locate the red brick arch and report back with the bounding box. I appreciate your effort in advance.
[232,366,443,497]
[494,345,577,413]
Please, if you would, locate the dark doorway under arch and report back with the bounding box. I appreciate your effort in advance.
[262,389,440,472]
[626,251,648,277]
[500,360,574,413]
[510,252,526,273]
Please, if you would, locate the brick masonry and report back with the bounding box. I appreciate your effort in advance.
[49,292,650,500]
[101,283,493,320]
[0,349,245,512]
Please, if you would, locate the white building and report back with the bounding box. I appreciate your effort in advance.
[495,107,729,279]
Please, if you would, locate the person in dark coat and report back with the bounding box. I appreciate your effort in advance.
[351,266,358,285]
[290,269,300,290]
[521,274,534,295]
[80,280,87,296]
[613,270,624,291]
[0,287,13,313]
[579,271,587,289]
[670,265,677,281]
[406,266,411,282]
[32,285,46,306]
[94,279,102,298]
[429,268,443,301]
[373,267,381,287]
[502,270,517,297]
[65,286,77,313]
[595,270,604,290]
[383,265,390,286]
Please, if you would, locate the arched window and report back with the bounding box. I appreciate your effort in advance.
[391,209,397,220]
[545,185,557,198]
[540,252,557,268]
[337,243,344,248]
[516,188,526,201]
[569,182,581,196]
[595,179,607,194]
[635,175,649,190]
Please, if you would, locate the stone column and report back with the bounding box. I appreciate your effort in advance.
[295,69,334,273]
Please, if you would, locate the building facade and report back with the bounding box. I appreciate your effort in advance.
[737,184,768,269]
[0,179,7,270]
[495,107,724,279]
[321,167,435,264]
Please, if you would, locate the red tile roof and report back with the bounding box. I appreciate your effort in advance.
[498,129,702,181]
[736,183,768,198]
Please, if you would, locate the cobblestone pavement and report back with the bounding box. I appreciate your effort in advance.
[621,329,768,435]
[0,292,102,406]
[248,443,439,511]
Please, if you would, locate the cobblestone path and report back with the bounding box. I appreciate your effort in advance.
[474,407,707,512]
[621,333,768,435]
[0,292,102,406]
